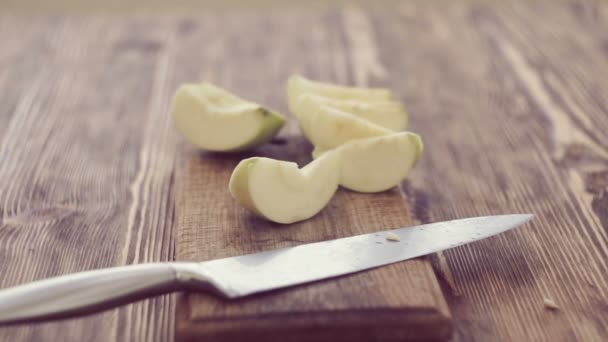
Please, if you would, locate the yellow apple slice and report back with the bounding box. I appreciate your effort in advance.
[295,95,393,149]
[312,132,423,193]
[287,75,392,114]
[293,93,408,132]
[171,83,285,152]
[229,151,341,224]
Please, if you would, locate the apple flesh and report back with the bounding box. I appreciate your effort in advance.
[172,83,285,152]
[292,94,407,131]
[229,151,341,224]
[312,132,423,193]
[287,75,392,115]
[294,95,393,150]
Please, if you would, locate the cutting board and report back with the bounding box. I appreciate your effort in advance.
[174,129,451,340]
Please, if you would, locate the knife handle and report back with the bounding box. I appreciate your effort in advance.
[0,263,194,324]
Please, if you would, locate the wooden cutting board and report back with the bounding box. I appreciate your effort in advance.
[170,7,450,340]
[174,131,451,340]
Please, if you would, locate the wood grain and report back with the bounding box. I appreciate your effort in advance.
[369,1,608,340]
[0,16,178,342]
[172,8,451,341]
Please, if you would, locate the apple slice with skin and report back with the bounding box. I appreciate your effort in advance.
[229,151,341,224]
[171,83,285,152]
[293,93,408,132]
[287,75,392,115]
[312,132,423,193]
[295,94,393,149]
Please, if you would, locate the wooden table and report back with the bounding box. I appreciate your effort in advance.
[1,1,607,341]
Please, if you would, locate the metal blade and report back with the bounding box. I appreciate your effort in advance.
[199,214,533,298]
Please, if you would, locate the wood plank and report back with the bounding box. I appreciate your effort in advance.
[173,8,451,342]
[370,1,608,340]
[0,16,178,342]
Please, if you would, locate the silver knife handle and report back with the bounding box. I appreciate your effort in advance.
[0,263,189,324]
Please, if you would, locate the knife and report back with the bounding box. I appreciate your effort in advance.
[0,214,532,325]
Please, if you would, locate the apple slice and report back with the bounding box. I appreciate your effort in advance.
[295,95,393,149]
[287,75,392,114]
[312,132,423,193]
[293,93,407,132]
[229,151,341,224]
[171,83,285,152]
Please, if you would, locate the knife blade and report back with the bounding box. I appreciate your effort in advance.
[0,214,532,324]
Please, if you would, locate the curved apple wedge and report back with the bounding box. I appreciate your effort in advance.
[295,95,393,150]
[229,151,341,224]
[287,75,392,114]
[171,83,285,152]
[313,132,423,193]
[294,93,408,132]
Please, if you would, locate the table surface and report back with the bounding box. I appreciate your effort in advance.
[1,1,608,341]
